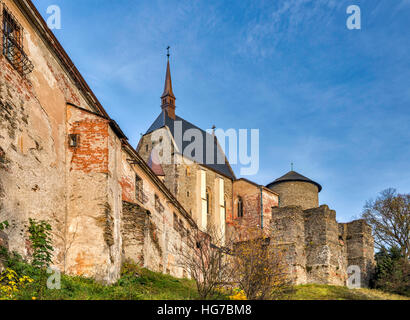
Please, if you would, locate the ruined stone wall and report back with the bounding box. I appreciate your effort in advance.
[270,206,307,284]
[339,220,375,287]
[122,201,148,266]
[269,205,374,287]
[304,206,347,286]
[269,181,319,210]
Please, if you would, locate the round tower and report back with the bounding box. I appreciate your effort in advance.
[267,171,322,210]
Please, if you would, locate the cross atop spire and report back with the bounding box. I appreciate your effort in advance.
[161,49,176,119]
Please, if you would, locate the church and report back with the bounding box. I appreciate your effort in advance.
[0,0,374,287]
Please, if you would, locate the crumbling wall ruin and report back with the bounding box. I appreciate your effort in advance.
[339,220,376,287]
[270,206,307,284]
[304,205,347,285]
[269,205,374,287]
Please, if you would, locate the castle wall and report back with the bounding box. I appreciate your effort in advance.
[269,181,319,210]
[0,0,97,274]
[65,105,123,283]
[304,206,347,286]
[270,206,307,284]
[339,220,375,287]
[0,0,199,283]
[269,205,374,287]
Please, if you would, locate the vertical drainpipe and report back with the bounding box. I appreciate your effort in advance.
[260,186,263,229]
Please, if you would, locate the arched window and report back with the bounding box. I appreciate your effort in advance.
[237,196,243,218]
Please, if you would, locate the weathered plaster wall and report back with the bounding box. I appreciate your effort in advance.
[120,151,197,278]
[0,0,94,272]
[65,106,123,283]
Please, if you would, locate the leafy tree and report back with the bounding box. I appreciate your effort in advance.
[362,189,410,260]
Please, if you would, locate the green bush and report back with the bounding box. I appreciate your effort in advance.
[373,247,410,297]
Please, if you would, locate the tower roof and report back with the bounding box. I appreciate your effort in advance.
[145,110,236,180]
[161,60,175,99]
[266,170,322,192]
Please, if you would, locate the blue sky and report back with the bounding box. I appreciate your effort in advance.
[33,0,410,222]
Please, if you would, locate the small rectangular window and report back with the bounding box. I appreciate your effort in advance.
[68,134,79,148]
[135,175,143,202]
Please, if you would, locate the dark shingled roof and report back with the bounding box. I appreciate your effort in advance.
[145,110,236,180]
[266,170,322,192]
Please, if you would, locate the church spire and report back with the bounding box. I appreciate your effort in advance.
[161,47,176,119]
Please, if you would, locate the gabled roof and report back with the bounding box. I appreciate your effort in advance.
[145,110,236,180]
[266,170,322,192]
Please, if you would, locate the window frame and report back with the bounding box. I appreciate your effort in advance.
[237,196,244,218]
[1,4,33,77]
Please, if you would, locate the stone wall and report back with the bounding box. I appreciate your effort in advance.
[269,205,374,287]
[270,206,307,284]
[339,220,376,287]
[304,206,347,285]
[269,181,319,210]
[122,201,149,266]
[120,150,197,278]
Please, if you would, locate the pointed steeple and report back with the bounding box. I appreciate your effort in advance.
[161,47,176,119]
[162,60,175,99]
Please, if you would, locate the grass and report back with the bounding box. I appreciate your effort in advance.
[2,250,408,301]
[12,271,409,301]
[12,264,200,300]
[288,284,410,300]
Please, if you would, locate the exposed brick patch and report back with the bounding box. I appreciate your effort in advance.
[120,176,134,203]
[69,118,109,173]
